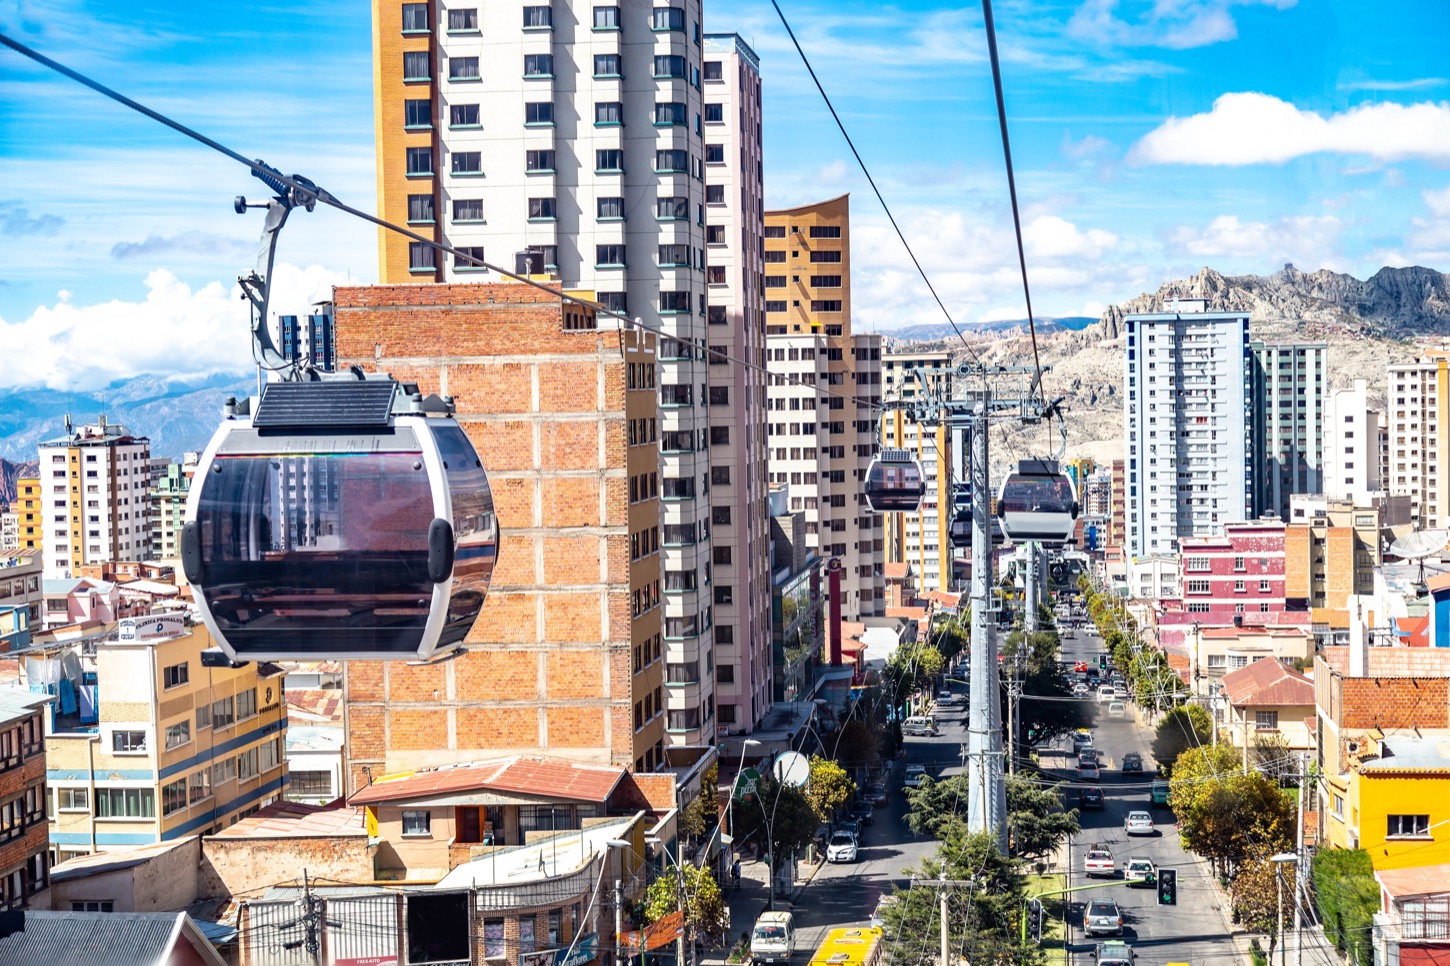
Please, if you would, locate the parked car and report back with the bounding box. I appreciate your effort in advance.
[866,783,889,806]
[870,894,900,932]
[1083,899,1124,937]
[1124,810,1156,836]
[826,832,858,863]
[1078,786,1105,809]
[1078,759,1101,781]
[903,764,929,789]
[1096,940,1135,965]
[1124,858,1156,886]
[935,690,962,708]
[1121,753,1143,774]
[903,715,939,737]
[834,818,861,839]
[849,800,875,826]
[1083,847,1115,878]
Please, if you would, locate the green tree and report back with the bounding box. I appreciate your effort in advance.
[1312,848,1379,965]
[904,773,969,839]
[678,763,718,845]
[831,718,883,770]
[730,774,820,869]
[804,756,855,824]
[642,862,730,947]
[1170,745,1293,877]
[1005,774,1080,861]
[1151,704,1215,774]
[1003,627,1089,749]
[1230,859,1282,947]
[883,824,1041,966]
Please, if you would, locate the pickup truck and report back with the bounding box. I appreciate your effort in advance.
[1083,847,1116,878]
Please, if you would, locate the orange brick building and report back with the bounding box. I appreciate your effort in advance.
[334,282,668,789]
[0,690,51,909]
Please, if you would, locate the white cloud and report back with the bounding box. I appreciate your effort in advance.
[1024,215,1120,259]
[1338,77,1447,93]
[0,262,348,391]
[1068,0,1296,50]
[1130,92,1450,165]
[1425,187,1450,218]
[1165,214,1343,264]
[1061,134,1115,161]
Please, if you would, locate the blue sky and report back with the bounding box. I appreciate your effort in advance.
[2,0,1449,391]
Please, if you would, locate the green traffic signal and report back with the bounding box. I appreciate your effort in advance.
[1157,868,1177,905]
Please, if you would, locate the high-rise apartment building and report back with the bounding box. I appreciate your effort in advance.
[335,282,674,782]
[38,418,151,579]
[763,196,885,618]
[149,458,193,562]
[278,307,337,373]
[1124,308,1254,558]
[1251,341,1326,520]
[14,478,38,552]
[1387,356,1449,529]
[881,348,954,593]
[1326,379,1383,504]
[372,0,717,747]
[701,33,770,736]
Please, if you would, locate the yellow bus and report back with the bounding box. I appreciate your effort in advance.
[808,928,884,966]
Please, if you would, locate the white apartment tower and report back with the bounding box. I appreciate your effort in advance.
[701,33,771,736]
[1387,356,1450,529]
[1251,341,1326,521]
[1326,378,1384,504]
[38,417,152,578]
[1124,308,1254,558]
[763,196,885,619]
[881,348,954,593]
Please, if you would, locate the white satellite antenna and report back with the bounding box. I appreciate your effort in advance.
[1388,530,1448,594]
[773,751,810,788]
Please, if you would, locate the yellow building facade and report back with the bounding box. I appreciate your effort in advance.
[1323,734,1450,870]
[47,621,288,862]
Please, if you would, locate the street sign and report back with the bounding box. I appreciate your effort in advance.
[733,767,761,802]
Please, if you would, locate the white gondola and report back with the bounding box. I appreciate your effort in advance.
[864,448,926,514]
[996,458,1079,545]
[181,379,498,663]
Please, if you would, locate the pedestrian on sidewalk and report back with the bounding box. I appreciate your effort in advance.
[731,857,742,890]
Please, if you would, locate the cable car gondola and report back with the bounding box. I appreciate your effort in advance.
[181,379,498,663]
[996,458,1078,545]
[864,448,926,514]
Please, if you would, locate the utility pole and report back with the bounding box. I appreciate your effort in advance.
[1025,543,1039,633]
[1293,753,1309,966]
[915,879,976,966]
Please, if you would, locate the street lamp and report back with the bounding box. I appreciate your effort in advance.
[1270,852,1297,966]
[606,840,633,966]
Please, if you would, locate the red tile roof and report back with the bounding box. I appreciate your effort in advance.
[1377,863,1450,900]
[884,563,910,579]
[1221,657,1314,708]
[210,799,365,838]
[921,590,964,609]
[349,756,625,806]
[885,606,928,621]
[287,688,344,723]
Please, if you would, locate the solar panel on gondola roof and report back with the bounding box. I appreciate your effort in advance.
[252,380,397,429]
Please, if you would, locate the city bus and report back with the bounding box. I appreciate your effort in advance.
[808,927,884,966]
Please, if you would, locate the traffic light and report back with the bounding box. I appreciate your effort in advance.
[1157,868,1177,906]
[1028,899,1044,941]
[1099,654,1108,670]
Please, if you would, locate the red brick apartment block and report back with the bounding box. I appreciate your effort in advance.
[334,283,667,791]
[0,693,50,909]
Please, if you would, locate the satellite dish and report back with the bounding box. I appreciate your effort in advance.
[773,751,810,788]
[1388,530,1449,561]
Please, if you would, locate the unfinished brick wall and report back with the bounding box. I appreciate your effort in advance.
[334,283,665,790]
[1339,676,1450,730]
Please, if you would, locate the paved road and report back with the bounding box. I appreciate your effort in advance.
[1056,619,1240,966]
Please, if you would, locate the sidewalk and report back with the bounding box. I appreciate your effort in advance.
[699,855,827,965]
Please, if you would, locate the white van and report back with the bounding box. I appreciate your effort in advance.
[751,911,796,963]
[902,716,939,737]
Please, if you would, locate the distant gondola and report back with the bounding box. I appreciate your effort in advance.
[865,448,926,514]
[996,459,1079,545]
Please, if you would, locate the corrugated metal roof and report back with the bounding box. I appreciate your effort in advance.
[0,911,225,966]
[50,839,197,883]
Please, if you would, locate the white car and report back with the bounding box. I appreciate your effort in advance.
[1072,682,1090,698]
[826,832,858,863]
[903,764,928,789]
[1097,686,1118,703]
[1124,858,1156,886]
[1078,760,1101,781]
[1124,810,1156,836]
[1107,701,1126,718]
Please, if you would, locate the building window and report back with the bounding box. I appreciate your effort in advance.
[654,55,686,78]
[405,146,433,176]
[450,103,480,128]
[810,226,842,238]
[408,194,436,223]
[401,3,428,31]
[404,99,432,128]
[594,53,622,78]
[707,266,726,284]
[652,6,684,30]
[212,695,235,729]
[161,779,187,816]
[454,246,487,271]
[163,662,188,689]
[596,149,624,173]
[402,50,430,81]
[667,709,700,731]
[595,101,624,125]
[1387,814,1430,838]
[165,721,191,750]
[1254,711,1279,731]
[526,149,556,172]
[451,151,482,175]
[236,688,258,720]
[655,101,687,126]
[1331,793,1344,818]
[809,250,842,263]
[660,291,690,313]
[593,6,621,29]
[596,244,627,267]
[525,102,554,125]
[656,149,688,173]
[212,757,236,786]
[403,810,432,836]
[291,771,333,797]
[453,198,483,223]
[188,770,212,804]
[1186,580,1209,594]
[111,730,146,754]
[95,787,153,818]
[705,103,723,123]
[72,901,114,912]
[657,196,688,220]
[705,225,725,245]
[529,197,556,220]
[448,56,480,82]
[599,292,627,314]
[703,60,722,81]
[237,747,259,781]
[704,144,724,164]
[524,54,554,77]
[56,787,88,811]
[597,197,625,220]
[484,918,506,958]
[523,5,552,27]
[447,8,478,31]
